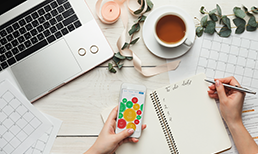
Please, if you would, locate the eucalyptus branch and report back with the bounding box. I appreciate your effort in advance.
[197,4,258,38]
[128,14,143,49]
[108,0,154,73]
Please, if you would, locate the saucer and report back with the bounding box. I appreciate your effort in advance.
[142,6,195,59]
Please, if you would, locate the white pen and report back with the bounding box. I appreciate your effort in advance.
[205,79,256,95]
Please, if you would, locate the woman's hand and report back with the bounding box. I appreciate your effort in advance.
[85,106,146,154]
[208,76,258,154]
[207,76,245,126]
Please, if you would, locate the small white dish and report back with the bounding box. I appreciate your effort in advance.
[142,5,196,59]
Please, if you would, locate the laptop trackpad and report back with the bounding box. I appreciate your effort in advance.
[11,39,81,101]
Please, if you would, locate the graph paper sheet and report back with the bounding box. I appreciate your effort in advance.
[24,114,62,154]
[168,32,258,154]
[0,80,52,154]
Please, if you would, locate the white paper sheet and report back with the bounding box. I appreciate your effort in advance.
[0,80,52,154]
[24,114,62,154]
[168,32,258,154]
[101,106,116,123]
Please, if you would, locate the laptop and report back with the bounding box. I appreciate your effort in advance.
[0,0,114,102]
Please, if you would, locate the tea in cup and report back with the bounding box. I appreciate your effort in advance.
[154,12,192,48]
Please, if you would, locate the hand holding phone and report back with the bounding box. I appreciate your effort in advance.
[115,83,146,138]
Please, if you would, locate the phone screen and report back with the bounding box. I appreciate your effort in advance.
[117,88,145,135]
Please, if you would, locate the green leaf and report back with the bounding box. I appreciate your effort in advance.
[118,63,124,69]
[112,53,121,63]
[196,26,204,37]
[204,20,216,34]
[134,0,145,15]
[138,15,147,22]
[219,18,222,24]
[112,54,121,64]
[246,25,257,31]
[233,17,246,34]
[110,68,116,73]
[209,9,218,22]
[235,25,245,34]
[248,16,258,27]
[146,6,151,13]
[243,5,248,12]
[246,16,257,31]
[216,4,222,17]
[130,37,140,45]
[243,5,248,13]
[200,6,205,14]
[251,6,258,14]
[242,5,248,14]
[128,23,140,35]
[121,42,129,50]
[108,63,117,73]
[126,57,133,60]
[209,8,217,14]
[209,13,218,22]
[233,17,246,27]
[218,26,231,37]
[243,6,253,16]
[201,15,208,27]
[134,9,143,15]
[114,52,126,60]
[222,15,231,29]
[146,0,154,12]
[108,63,113,70]
[233,7,246,19]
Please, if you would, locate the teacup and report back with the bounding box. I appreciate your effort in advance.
[154,12,192,48]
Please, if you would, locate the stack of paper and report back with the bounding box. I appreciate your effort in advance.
[0,80,62,154]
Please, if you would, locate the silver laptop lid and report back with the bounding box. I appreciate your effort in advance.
[0,0,44,25]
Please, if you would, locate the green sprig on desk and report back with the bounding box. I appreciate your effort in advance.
[196,4,258,38]
[108,0,153,73]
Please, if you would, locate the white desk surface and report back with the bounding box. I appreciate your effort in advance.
[32,0,257,153]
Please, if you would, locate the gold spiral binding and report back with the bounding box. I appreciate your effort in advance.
[150,91,179,154]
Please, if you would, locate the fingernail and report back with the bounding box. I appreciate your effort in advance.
[215,80,220,87]
[128,129,134,134]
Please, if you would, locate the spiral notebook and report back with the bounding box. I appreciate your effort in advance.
[115,73,231,154]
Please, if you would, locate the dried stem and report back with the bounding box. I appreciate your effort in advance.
[194,17,201,22]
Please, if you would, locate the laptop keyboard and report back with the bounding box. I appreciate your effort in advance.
[0,0,82,71]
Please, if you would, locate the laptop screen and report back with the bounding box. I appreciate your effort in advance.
[0,0,27,15]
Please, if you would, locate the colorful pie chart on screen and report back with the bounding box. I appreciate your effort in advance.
[117,96,143,130]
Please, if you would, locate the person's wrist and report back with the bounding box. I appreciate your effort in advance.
[226,119,244,132]
[84,143,102,154]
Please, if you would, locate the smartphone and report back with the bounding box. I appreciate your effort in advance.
[115,83,146,138]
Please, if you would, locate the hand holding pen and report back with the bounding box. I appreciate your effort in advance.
[207,77,258,153]
[205,79,256,95]
[207,76,245,130]
[207,76,245,126]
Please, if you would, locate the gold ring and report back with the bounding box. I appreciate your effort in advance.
[78,48,86,56]
[90,45,99,54]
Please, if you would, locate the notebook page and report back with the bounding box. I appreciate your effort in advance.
[156,73,231,154]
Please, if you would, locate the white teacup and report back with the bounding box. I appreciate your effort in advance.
[154,12,192,48]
